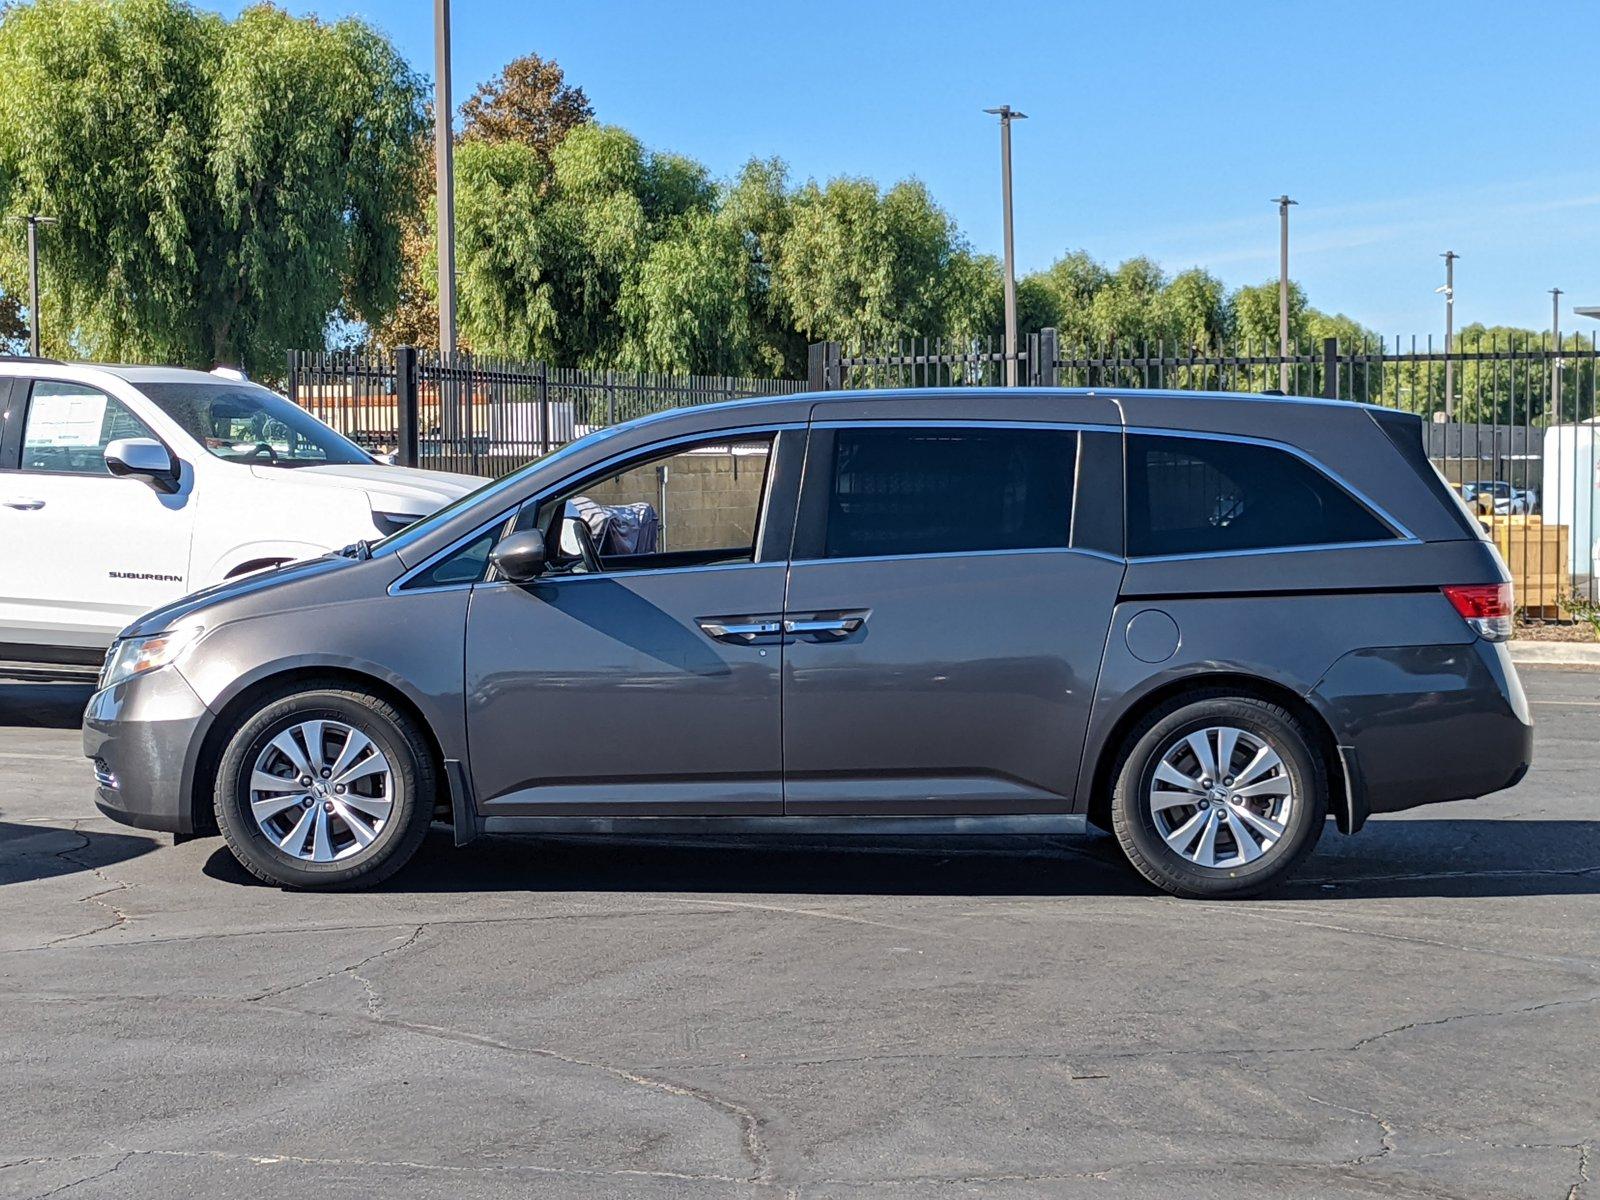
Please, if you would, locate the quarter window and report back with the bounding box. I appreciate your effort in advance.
[1126,434,1394,557]
[20,382,159,476]
[822,427,1076,559]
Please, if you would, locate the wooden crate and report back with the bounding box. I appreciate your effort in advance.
[1488,516,1569,615]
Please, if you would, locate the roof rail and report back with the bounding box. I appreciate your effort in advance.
[0,354,64,365]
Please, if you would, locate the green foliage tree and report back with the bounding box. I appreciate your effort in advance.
[0,290,25,352]
[774,177,959,348]
[0,0,427,374]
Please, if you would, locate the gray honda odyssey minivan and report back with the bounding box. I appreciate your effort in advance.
[84,388,1533,898]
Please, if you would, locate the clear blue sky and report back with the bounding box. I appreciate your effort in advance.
[228,0,1598,336]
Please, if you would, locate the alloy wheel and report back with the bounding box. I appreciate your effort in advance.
[1147,725,1294,870]
[248,719,394,862]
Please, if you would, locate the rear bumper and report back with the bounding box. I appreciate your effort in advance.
[82,667,210,834]
[1311,639,1533,826]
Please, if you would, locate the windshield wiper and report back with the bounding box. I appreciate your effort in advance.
[336,539,373,560]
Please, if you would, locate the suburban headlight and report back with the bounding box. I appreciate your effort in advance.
[100,627,203,691]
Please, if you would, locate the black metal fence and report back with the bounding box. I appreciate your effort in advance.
[808,329,1600,616]
[287,348,805,478]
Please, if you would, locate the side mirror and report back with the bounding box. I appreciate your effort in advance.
[105,438,180,494]
[489,529,548,583]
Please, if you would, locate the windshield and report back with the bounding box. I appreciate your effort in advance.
[133,382,372,468]
[370,422,635,559]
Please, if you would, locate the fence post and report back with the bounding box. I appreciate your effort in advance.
[394,345,419,467]
[537,363,551,455]
[807,342,826,390]
[826,342,843,390]
[1038,327,1059,388]
[1322,337,1339,400]
[606,370,616,425]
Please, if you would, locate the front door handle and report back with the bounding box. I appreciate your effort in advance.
[698,619,783,644]
[784,615,865,637]
[2,499,45,511]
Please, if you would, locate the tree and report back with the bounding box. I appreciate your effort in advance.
[459,52,591,165]
[1023,251,1110,346]
[1158,268,1228,351]
[0,291,25,352]
[722,158,804,377]
[0,0,427,374]
[774,177,959,348]
[1228,279,1308,349]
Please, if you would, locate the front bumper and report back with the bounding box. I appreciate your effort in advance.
[1311,639,1533,828]
[82,666,211,834]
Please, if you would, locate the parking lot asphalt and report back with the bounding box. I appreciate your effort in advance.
[1,667,1597,1200]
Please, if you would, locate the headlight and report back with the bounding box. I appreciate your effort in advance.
[100,627,203,691]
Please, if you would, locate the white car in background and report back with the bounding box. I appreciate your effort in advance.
[0,360,485,669]
[1459,479,1537,516]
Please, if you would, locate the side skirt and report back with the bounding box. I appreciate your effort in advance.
[478,813,1089,837]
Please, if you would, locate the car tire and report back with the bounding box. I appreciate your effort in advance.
[1109,692,1328,899]
[214,686,436,890]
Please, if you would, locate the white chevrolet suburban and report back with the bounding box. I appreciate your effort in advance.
[0,359,485,669]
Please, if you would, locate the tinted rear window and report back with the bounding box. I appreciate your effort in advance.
[824,427,1076,558]
[1127,434,1394,556]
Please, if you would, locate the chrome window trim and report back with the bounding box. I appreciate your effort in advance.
[1125,537,1422,565]
[1121,424,1420,548]
[789,545,1124,569]
[387,422,800,595]
[810,418,1113,432]
[471,557,782,592]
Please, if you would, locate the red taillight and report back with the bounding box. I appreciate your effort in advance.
[1443,583,1513,641]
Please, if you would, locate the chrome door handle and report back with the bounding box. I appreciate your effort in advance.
[698,619,783,643]
[2,499,45,511]
[783,616,864,636]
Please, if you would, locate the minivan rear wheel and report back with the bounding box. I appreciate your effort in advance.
[1109,693,1327,899]
[214,687,436,890]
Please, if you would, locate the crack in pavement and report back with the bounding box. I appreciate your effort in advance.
[1572,1141,1592,1200]
[1306,1094,1399,1167]
[243,923,429,1011]
[34,825,133,950]
[236,1003,777,1186]
[1235,905,1600,978]
[23,1151,133,1199]
[2,904,746,957]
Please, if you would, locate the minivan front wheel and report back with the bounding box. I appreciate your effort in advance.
[1109,694,1327,899]
[214,687,436,889]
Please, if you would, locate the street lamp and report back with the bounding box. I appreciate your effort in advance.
[1551,287,1563,416]
[1436,250,1458,420]
[984,106,1027,387]
[1271,195,1296,393]
[13,213,57,357]
[434,0,457,357]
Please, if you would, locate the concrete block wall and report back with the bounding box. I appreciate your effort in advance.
[580,449,769,551]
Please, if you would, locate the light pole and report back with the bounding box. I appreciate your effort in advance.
[1437,250,1458,419]
[1551,287,1564,417]
[984,105,1027,386]
[15,214,57,357]
[433,0,458,357]
[1272,195,1296,392]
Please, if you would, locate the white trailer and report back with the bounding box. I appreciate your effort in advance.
[1542,419,1600,585]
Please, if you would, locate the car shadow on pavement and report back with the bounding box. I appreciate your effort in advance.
[201,819,1600,901]
[0,819,161,886]
[0,681,94,729]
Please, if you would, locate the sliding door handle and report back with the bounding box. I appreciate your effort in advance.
[698,619,783,643]
[2,499,45,511]
[783,616,864,637]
